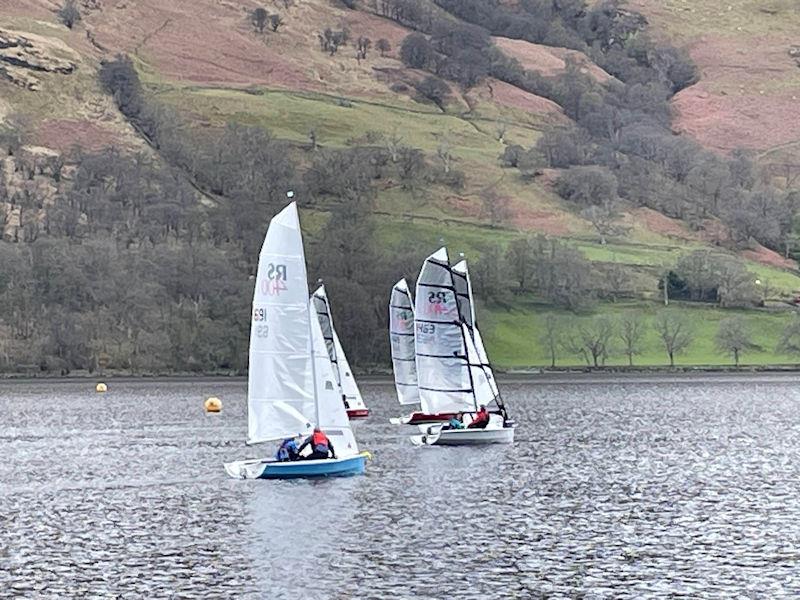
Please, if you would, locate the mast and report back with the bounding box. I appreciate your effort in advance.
[294,191,320,428]
[453,257,505,412]
[447,252,478,412]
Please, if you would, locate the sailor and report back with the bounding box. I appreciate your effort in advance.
[275,437,299,462]
[298,427,337,460]
[445,413,465,430]
[467,405,490,429]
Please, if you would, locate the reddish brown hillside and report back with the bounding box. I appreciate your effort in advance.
[630,0,800,158]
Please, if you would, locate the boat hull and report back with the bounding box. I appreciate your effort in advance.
[411,424,515,446]
[390,411,457,425]
[347,408,370,419]
[224,453,367,480]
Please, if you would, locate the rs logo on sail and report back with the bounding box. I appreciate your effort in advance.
[262,263,288,296]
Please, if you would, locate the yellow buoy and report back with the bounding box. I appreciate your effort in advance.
[96,382,108,393]
[204,396,222,413]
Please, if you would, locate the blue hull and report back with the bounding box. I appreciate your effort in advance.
[258,454,367,479]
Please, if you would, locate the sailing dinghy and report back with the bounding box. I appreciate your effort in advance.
[224,202,367,479]
[388,278,456,425]
[409,248,514,446]
[312,285,370,418]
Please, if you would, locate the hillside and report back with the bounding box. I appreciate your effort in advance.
[2,0,800,372]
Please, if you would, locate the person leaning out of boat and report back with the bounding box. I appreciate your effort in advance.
[467,405,490,429]
[297,427,337,460]
[275,437,300,462]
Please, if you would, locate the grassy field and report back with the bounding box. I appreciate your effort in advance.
[483,299,797,368]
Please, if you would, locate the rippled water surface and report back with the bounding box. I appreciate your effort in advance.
[4,375,800,598]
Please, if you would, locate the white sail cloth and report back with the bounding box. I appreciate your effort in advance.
[312,285,367,413]
[246,202,358,456]
[389,279,421,406]
[310,297,359,457]
[414,248,476,414]
[451,260,499,402]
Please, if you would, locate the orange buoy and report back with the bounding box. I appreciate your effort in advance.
[204,396,222,413]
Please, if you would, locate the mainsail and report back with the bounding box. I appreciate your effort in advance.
[312,285,367,414]
[451,259,500,402]
[246,202,358,454]
[414,248,477,414]
[389,279,420,405]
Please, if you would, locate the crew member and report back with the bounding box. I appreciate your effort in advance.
[297,427,337,460]
[275,437,299,462]
[468,404,490,429]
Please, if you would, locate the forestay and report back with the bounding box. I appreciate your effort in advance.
[247,202,316,445]
[310,297,359,457]
[389,279,421,405]
[414,248,476,414]
[312,285,367,413]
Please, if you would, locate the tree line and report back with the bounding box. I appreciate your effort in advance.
[539,311,800,369]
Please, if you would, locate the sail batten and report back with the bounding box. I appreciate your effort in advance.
[413,248,477,414]
[390,278,421,405]
[312,285,368,414]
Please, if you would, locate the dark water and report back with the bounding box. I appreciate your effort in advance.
[3,375,800,598]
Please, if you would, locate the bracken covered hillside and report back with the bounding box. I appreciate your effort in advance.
[3,0,800,371]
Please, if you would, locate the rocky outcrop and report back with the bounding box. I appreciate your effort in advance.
[0,29,78,91]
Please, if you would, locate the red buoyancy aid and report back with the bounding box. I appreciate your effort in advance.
[312,430,330,448]
[473,408,489,424]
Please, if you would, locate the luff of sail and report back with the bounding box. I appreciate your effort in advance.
[247,202,316,445]
[414,248,476,414]
[310,297,359,457]
[312,285,367,413]
[390,278,420,405]
[452,259,500,402]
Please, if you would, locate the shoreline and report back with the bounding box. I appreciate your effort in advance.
[3,365,800,385]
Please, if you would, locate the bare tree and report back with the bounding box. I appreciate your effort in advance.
[356,36,372,60]
[376,38,391,57]
[619,313,645,366]
[505,236,535,292]
[715,316,756,367]
[576,317,614,367]
[251,7,268,33]
[538,314,563,368]
[479,187,512,227]
[58,0,81,29]
[654,312,692,367]
[778,314,800,358]
[385,128,403,163]
[581,202,620,245]
[269,14,284,32]
[436,135,453,174]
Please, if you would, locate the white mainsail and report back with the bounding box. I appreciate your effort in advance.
[310,297,359,457]
[247,202,316,444]
[414,248,476,414]
[451,259,500,401]
[312,285,367,413]
[389,279,420,405]
[246,201,359,455]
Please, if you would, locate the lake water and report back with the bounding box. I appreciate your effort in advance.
[3,374,800,598]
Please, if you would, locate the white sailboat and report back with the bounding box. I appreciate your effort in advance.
[312,284,370,418]
[388,278,454,425]
[224,202,368,479]
[409,248,514,446]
